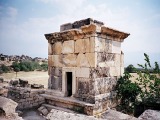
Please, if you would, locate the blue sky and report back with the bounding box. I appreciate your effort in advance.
[0,0,160,67]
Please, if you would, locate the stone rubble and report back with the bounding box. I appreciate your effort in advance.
[38,106,49,116]
[46,108,98,120]
[138,109,160,120]
[0,96,23,120]
[46,108,140,120]
[7,86,45,110]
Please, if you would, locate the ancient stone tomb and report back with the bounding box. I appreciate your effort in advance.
[44,18,129,115]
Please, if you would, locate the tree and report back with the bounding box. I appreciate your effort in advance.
[125,64,135,73]
[14,67,20,78]
[136,53,160,103]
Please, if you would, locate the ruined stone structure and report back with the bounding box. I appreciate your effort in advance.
[44,18,130,115]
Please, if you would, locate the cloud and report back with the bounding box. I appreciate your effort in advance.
[7,7,18,18]
[35,0,55,3]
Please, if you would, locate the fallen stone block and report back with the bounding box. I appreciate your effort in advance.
[0,96,18,117]
[38,106,49,116]
[10,80,19,86]
[0,86,8,97]
[19,79,28,87]
[138,109,160,120]
[101,109,137,120]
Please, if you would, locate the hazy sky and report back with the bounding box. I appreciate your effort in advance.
[0,0,160,67]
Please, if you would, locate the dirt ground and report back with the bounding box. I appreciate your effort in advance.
[0,71,49,88]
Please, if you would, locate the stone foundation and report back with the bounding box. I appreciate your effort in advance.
[7,86,45,110]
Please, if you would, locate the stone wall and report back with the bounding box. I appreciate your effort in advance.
[47,36,124,89]
[7,86,45,110]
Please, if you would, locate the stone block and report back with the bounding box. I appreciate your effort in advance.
[84,38,90,53]
[48,67,51,75]
[120,67,124,76]
[81,24,96,34]
[97,53,122,67]
[90,67,110,78]
[48,55,53,67]
[60,23,72,31]
[120,53,124,67]
[75,39,85,53]
[95,37,106,52]
[97,53,115,63]
[50,67,62,77]
[63,54,77,67]
[38,106,49,116]
[76,53,89,67]
[94,77,117,95]
[53,42,62,54]
[77,80,89,94]
[112,41,121,54]
[0,96,18,116]
[76,67,90,78]
[48,43,53,55]
[85,53,97,67]
[105,40,112,53]
[52,55,63,67]
[62,40,74,54]
[98,62,114,67]
[138,110,160,120]
[114,54,121,67]
[51,76,62,90]
[89,37,95,52]
[109,67,120,76]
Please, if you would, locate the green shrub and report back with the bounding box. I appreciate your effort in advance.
[116,53,160,114]
[116,72,141,114]
[136,53,160,103]
[0,64,10,73]
[11,61,41,72]
[40,63,48,71]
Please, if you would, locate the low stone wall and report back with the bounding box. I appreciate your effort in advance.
[7,86,45,110]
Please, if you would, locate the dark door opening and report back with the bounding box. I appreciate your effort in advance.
[66,72,72,97]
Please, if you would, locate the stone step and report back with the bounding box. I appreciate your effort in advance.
[42,103,77,113]
[45,90,65,97]
[41,94,94,115]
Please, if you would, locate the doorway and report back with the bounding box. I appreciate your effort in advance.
[66,72,72,97]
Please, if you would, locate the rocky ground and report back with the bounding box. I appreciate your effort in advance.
[46,109,138,120]
[0,71,48,88]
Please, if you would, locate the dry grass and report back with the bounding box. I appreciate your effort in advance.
[0,71,49,88]
[130,73,139,82]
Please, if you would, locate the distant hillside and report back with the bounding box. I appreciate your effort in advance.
[0,54,48,66]
[0,54,48,74]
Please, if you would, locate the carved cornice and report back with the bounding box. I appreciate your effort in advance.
[45,23,130,43]
[101,27,130,42]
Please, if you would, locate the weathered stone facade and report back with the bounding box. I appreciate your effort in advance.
[44,18,129,115]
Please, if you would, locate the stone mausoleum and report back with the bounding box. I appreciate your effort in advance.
[44,18,130,115]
